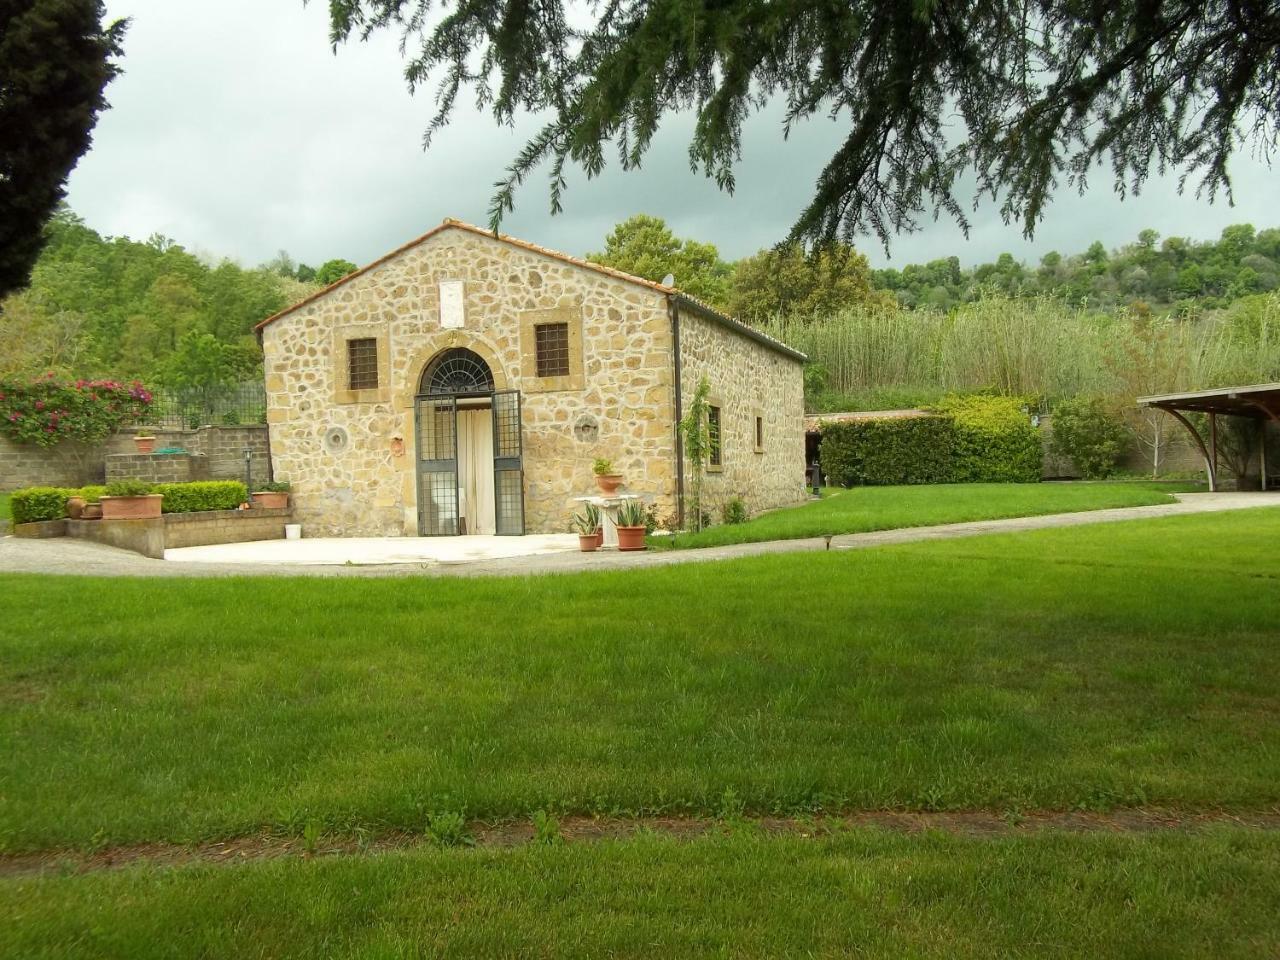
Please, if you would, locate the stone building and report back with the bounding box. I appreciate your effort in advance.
[255,219,806,537]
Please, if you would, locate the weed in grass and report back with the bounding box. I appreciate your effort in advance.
[531,810,561,845]
[302,820,321,856]
[425,810,472,848]
[717,787,746,823]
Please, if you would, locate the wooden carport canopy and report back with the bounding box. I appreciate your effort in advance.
[1137,382,1280,492]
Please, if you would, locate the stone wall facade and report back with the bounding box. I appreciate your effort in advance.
[261,226,681,536]
[677,306,808,521]
[0,426,269,492]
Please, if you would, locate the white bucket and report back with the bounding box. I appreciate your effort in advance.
[284,523,302,540]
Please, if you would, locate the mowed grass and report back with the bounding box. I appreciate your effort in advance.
[2,510,1279,852]
[653,480,1204,548]
[5,829,1279,959]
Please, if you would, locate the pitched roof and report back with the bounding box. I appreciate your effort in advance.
[254,218,673,332]
[253,218,806,362]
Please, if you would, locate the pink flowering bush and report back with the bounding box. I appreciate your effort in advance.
[0,373,153,448]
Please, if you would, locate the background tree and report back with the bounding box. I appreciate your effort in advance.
[313,259,359,286]
[326,1,1280,251]
[588,215,730,307]
[0,1,125,296]
[728,244,888,322]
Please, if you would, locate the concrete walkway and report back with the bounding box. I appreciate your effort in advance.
[1,492,1275,580]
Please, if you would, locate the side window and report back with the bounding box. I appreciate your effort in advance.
[708,404,723,467]
[754,415,764,452]
[534,322,571,378]
[347,338,379,390]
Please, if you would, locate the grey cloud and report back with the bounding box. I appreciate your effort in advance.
[68,0,1279,272]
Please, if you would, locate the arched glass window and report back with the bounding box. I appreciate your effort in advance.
[420,348,494,396]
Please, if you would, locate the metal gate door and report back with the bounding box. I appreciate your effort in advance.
[491,390,525,536]
[415,395,459,536]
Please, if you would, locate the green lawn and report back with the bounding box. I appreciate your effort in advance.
[5,828,1278,959]
[2,508,1278,853]
[653,480,1205,548]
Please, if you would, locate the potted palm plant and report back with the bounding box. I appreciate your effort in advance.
[593,457,623,494]
[572,504,601,552]
[615,499,647,551]
[100,479,163,520]
[251,480,291,509]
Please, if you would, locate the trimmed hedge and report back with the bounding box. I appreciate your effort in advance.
[155,481,247,514]
[820,416,956,487]
[10,487,76,524]
[819,396,1041,486]
[10,480,248,522]
[933,395,1042,483]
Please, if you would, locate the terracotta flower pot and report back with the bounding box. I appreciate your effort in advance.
[616,525,647,551]
[578,534,600,552]
[251,491,290,509]
[134,436,157,454]
[594,474,623,495]
[66,496,85,520]
[593,526,604,550]
[100,494,163,520]
[81,503,103,520]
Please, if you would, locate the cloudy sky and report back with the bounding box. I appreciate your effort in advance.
[67,0,1279,273]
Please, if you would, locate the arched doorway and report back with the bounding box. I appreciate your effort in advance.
[414,348,524,536]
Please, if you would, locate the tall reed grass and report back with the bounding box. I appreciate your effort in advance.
[760,292,1280,412]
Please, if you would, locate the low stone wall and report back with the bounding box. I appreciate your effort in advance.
[64,506,292,559]
[163,507,291,549]
[1,425,269,492]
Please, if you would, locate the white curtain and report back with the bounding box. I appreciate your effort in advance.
[458,409,496,535]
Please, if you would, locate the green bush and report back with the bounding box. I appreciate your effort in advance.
[721,497,748,524]
[105,479,155,498]
[820,415,956,486]
[154,481,247,514]
[819,396,1042,486]
[1050,396,1128,479]
[10,487,76,524]
[932,395,1042,482]
[78,485,107,504]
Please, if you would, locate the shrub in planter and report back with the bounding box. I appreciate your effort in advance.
[572,505,601,552]
[250,480,290,509]
[101,479,162,520]
[592,457,623,494]
[154,481,248,514]
[10,487,76,524]
[1050,396,1128,479]
[932,394,1042,483]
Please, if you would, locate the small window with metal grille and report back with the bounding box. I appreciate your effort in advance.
[709,404,723,467]
[534,322,571,378]
[347,338,379,391]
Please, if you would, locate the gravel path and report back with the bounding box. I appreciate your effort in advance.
[1,491,1275,580]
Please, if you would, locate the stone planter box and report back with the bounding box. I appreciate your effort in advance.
[101,494,163,520]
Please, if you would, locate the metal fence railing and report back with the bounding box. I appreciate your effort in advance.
[140,381,267,431]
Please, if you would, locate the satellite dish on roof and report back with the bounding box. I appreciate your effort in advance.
[661,273,675,287]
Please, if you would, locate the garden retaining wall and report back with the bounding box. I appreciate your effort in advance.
[0,425,269,491]
[63,506,292,559]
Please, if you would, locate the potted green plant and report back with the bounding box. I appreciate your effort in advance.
[615,499,647,551]
[251,480,291,509]
[572,504,601,552]
[100,479,162,520]
[79,486,106,520]
[592,457,623,495]
[134,434,158,454]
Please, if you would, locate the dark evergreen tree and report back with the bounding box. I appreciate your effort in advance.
[0,1,126,296]
[325,0,1280,251]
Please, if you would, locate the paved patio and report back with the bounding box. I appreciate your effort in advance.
[1,491,1276,579]
[165,534,579,566]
